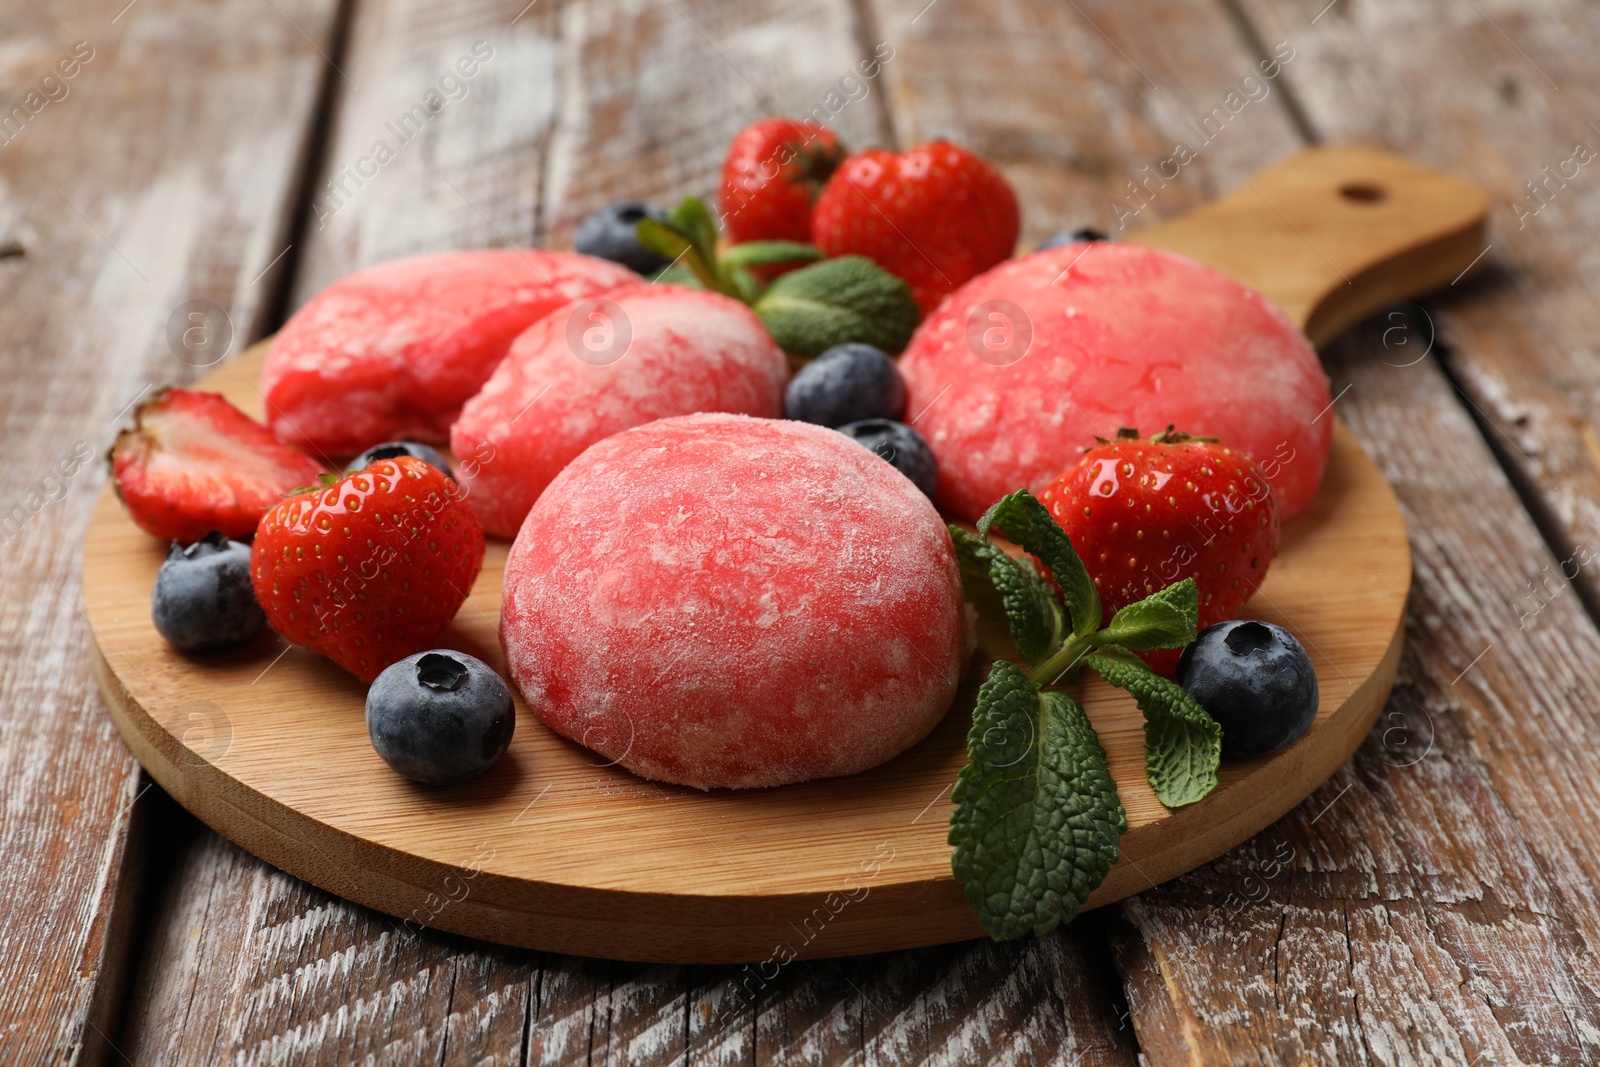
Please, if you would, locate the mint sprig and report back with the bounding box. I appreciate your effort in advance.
[635,196,822,301]
[951,661,1125,940]
[977,490,1101,639]
[1085,649,1220,807]
[948,490,1223,939]
[632,197,916,357]
[752,255,920,357]
[1100,579,1198,651]
[950,528,1061,664]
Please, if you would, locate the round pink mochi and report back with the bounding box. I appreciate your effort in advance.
[899,242,1333,522]
[499,413,970,790]
[452,285,789,538]
[264,249,635,456]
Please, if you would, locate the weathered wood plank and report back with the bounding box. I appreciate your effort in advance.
[0,0,340,1062]
[288,0,560,302]
[1121,0,1600,1059]
[868,0,1600,1061]
[1109,313,1600,1066]
[120,0,1138,1062]
[862,0,1305,245]
[1231,0,1600,630]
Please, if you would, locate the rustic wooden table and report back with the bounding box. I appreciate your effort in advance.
[7,0,1598,1063]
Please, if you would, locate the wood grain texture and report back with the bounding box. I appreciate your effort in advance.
[114,0,1138,1061]
[81,0,1600,1063]
[862,0,1307,246]
[1133,146,1489,346]
[122,810,1137,1065]
[865,0,1600,1062]
[1233,0,1600,652]
[0,0,340,1062]
[288,0,561,303]
[1108,312,1600,1067]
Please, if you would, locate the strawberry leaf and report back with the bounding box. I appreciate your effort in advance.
[949,660,1126,940]
[977,490,1102,639]
[1085,648,1221,807]
[1097,578,1198,651]
[950,526,1063,665]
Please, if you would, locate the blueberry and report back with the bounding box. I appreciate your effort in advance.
[151,532,265,652]
[836,419,937,497]
[785,343,908,428]
[366,650,515,785]
[574,201,671,274]
[1037,227,1110,250]
[347,441,456,482]
[1176,620,1318,760]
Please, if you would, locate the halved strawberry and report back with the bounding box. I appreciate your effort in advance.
[110,388,328,542]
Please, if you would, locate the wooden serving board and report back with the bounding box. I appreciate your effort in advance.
[83,147,1486,963]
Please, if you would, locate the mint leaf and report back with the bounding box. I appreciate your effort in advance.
[977,490,1101,639]
[648,261,704,288]
[752,255,920,357]
[721,241,822,269]
[665,196,720,263]
[1085,650,1220,807]
[950,660,1126,940]
[634,217,693,263]
[950,526,1063,665]
[637,197,746,298]
[636,217,723,293]
[1098,578,1198,651]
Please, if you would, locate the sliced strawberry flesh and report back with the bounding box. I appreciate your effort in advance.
[112,389,326,542]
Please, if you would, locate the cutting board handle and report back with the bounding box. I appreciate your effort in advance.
[1133,146,1491,346]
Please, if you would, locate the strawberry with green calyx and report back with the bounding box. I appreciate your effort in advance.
[1040,426,1281,677]
[947,489,1222,941]
[812,141,1020,314]
[636,197,921,358]
[250,457,485,683]
[719,117,845,244]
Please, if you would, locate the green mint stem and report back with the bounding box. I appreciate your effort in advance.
[1027,631,1098,687]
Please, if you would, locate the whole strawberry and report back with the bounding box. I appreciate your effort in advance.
[1040,428,1280,676]
[720,118,844,244]
[111,388,327,542]
[811,141,1019,314]
[251,457,485,683]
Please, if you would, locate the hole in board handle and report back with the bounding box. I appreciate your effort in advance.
[1339,181,1386,204]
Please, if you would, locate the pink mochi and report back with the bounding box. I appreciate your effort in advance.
[899,242,1333,522]
[451,285,789,539]
[262,250,635,456]
[499,413,970,790]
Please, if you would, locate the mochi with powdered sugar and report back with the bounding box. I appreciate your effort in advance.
[262,249,636,457]
[452,285,789,538]
[499,413,971,790]
[899,241,1333,522]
